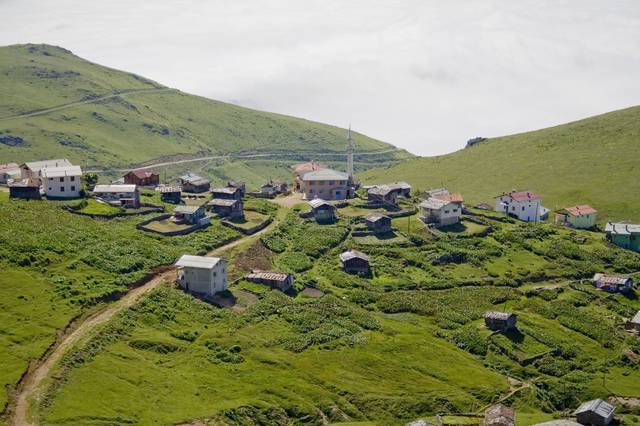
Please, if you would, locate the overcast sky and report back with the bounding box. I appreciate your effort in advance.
[1,1,639,155]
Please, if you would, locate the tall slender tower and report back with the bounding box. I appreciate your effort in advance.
[347,124,355,178]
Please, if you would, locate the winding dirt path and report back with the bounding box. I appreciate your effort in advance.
[0,88,176,122]
[9,216,281,426]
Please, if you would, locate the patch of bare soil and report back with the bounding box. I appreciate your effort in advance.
[231,240,274,280]
[300,287,324,298]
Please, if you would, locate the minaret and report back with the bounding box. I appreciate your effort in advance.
[347,124,355,178]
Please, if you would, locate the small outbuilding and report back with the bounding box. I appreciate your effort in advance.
[484,311,517,332]
[365,213,392,233]
[484,404,515,426]
[180,173,210,193]
[605,222,640,253]
[8,178,41,200]
[260,182,277,197]
[340,249,370,275]
[175,255,227,296]
[208,198,244,219]
[0,163,21,184]
[227,180,246,196]
[245,270,293,292]
[573,399,615,426]
[159,186,182,204]
[367,185,398,206]
[308,199,337,223]
[270,179,289,194]
[173,205,207,225]
[592,273,633,293]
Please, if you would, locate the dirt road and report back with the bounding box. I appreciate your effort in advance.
[8,217,280,426]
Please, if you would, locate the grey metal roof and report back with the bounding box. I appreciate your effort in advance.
[211,187,239,195]
[175,255,221,269]
[340,249,369,262]
[180,173,209,185]
[208,198,238,207]
[174,205,202,214]
[308,198,333,209]
[40,165,82,178]
[301,168,349,181]
[593,273,631,286]
[23,158,71,172]
[419,198,450,210]
[93,184,137,193]
[368,185,394,196]
[573,399,615,418]
[365,213,389,222]
[605,222,640,235]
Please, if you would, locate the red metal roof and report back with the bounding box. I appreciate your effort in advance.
[563,204,597,216]
[127,169,157,179]
[433,193,464,203]
[507,191,540,202]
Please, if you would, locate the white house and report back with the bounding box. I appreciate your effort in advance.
[41,165,83,198]
[495,190,549,222]
[175,255,227,297]
[93,184,140,207]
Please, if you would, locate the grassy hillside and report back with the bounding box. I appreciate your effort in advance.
[362,107,640,223]
[0,43,409,177]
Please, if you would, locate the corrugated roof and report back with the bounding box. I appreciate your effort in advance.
[246,270,291,281]
[174,205,202,214]
[497,190,540,202]
[561,204,597,217]
[40,165,82,178]
[433,193,463,203]
[573,399,615,418]
[175,255,221,269]
[605,222,640,235]
[593,273,631,285]
[340,249,369,262]
[419,198,450,210]
[93,184,137,193]
[365,213,389,222]
[368,185,394,196]
[127,169,156,179]
[211,187,239,195]
[23,158,71,172]
[208,198,238,207]
[309,199,333,209]
[158,186,181,193]
[302,168,349,181]
[484,311,514,321]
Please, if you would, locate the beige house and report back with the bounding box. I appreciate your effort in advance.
[420,195,463,226]
[555,205,597,229]
[301,168,352,200]
[175,255,227,296]
[20,158,72,181]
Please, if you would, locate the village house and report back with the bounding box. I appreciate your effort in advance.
[245,270,293,292]
[93,184,140,207]
[180,173,210,193]
[425,188,450,198]
[175,255,227,296]
[211,186,243,201]
[227,180,246,196]
[592,273,633,293]
[555,205,597,229]
[270,179,289,194]
[301,168,353,200]
[365,213,392,233]
[388,181,412,198]
[605,222,640,253]
[484,404,515,426]
[173,205,207,225]
[484,311,517,332]
[309,199,337,223]
[573,399,615,426]
[420,196,463,226]
[158,186,182,204]
[8,178,41,200]
[631,311,640,336]
[260,182,277,197]
[340,249,370,275]
[41,165,83,198]
[0,163,21,184]
[292,161,328,192]
[367,185,398,206]
[20,158,72,182]
[208,198,244,219]
[495,190,549,222]
[124,169,159,187]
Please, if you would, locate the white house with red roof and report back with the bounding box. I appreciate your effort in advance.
[495,190,549,222]
[555,204,597,229]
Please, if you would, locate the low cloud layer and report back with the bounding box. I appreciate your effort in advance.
[2,0,639,155]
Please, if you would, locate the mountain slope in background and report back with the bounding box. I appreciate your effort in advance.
[0,44,409,176]
[362,106,640,223]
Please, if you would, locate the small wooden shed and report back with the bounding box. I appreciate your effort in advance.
[484,311,517,332]
[365,213,392,233]
[245,270,293,292]
[340,249,370,275]
[573,399,615,426]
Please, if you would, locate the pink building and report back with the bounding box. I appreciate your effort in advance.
[301,168,352,200]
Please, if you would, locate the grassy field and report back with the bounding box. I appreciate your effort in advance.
[362,106,640,224]
[0,191,240,413]
[73,198,121,215]
[0,44,410,184]
[29,202,640,425]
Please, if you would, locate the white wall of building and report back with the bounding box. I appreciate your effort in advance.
[495,195,541,222]
[179,260,227,296]
[43,174,81,198]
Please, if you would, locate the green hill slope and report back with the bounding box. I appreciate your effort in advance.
[362,106,640,223]
[0,44,409,176]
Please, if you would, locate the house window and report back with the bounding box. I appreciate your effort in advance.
[522,206,525,211]
[511,206,515,211]
[444,210,449,214]
[59,177,64,182]
[335,190,341,197]
[60,186,65,192]
[71,186,76,191]
[70,176,75,182]
[48,187,52,191]
[452,208,458,212]
[49,177,53,181]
